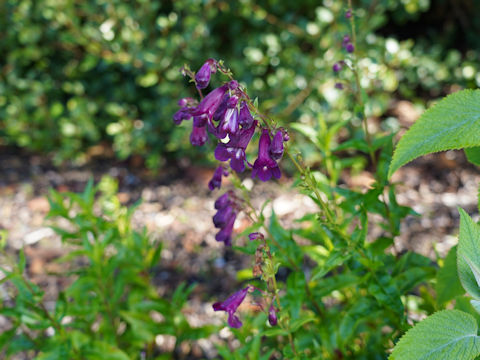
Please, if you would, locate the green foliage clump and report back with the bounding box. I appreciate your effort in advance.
[0,177,214,359]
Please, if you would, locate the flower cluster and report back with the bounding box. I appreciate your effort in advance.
[173,59,287,328]
[173,59,288,184]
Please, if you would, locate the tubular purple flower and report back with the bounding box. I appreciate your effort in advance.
[220,106,239,135]
[239,101,254,128]
[252,128,281,182]
[215,212,236,246]
[192,84,228,120]
[213,204,235,228]
[195,59,217,89]
[214,121,257,172]
[190,126,208,146]
[213,286,250,328]
[214,192,230,210]
[269,130,284,161]
[268,303,278,326]
[208,166,227,191]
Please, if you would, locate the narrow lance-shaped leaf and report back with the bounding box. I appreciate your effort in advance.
[458,208,480,300]
[390,310,480,360]
[389,89,480,177]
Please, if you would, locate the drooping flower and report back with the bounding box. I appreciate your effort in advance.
[215,212,236,246]
[252,128,281,182]
[269,129,285,161]
[173,97,197,125]
[213,203,235,228]
[208,166,228,191]
[195,59,217,89]
[219,95,240,135]
[268,303,278,326]
[192,84,228,120]
[190,126,208,146]
[214,120,257,173]
[213,286,250,328]
[238,101,254,128]
[213,192,237,246]
[214,192,230,209]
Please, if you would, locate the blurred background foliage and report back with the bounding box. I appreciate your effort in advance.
[0,0,479,167]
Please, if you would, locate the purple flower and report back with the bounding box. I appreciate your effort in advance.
[213,286,250,328]
[214,192,230,209]
[215,213,236,246]
[219,98,240,135]
[214,121,257,172]
[252,128,281,182]
[268,303,278,326]
[195,59,217,89]
[239,102,254,128]
[332,62,342,73]
[173,97,197,125]
[190,126,208,146]
[248,232,264,241]
[269,129,284,161]
[192,84,229,120]
[342,35,351,45]
[335,82,344,90]
[213,203,235,228]
[345,43,355,53]
[345,9,352,19]
[208,166,228,191]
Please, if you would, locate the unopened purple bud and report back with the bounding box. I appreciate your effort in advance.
[248,232,264,241]
[190,126,207,146]
[346,43,354,53]
[332,62,342,73]
[345,9,352,19]
[269,130,284,161]
[268,304,278,326]
[335,82,344,90]
[227,80,239,90]
[178,97,194,107]
[195,59,217,89]
[282,130,290,142]
[342,35,351,45]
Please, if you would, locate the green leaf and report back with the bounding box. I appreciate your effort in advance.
[389,90,480,177]
[436,245,464,305]
[458,208,480,299]
[465,147,480,166]
[390,310,480,360]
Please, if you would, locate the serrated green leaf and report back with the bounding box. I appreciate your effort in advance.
[389,90,480,177]
[458,208,480,299]
[390,310,480,360]
[436,245,464,306]
[465,147,480,166]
